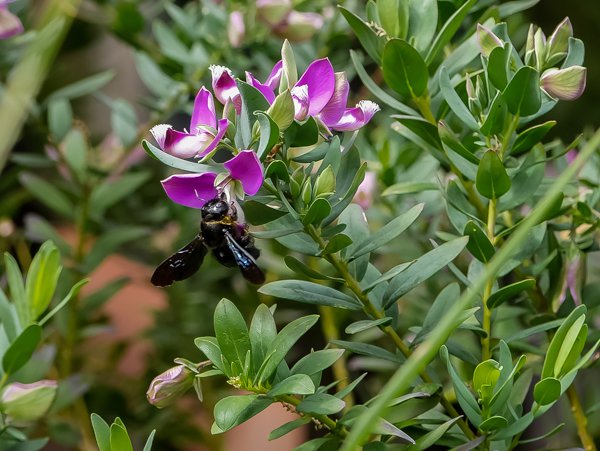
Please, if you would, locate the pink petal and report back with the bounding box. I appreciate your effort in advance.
[0,6,23,39]
[163,129,213,158]
[190,87,217,131]
[210,65,239,105]
[330,100,380,132]
[319,72,349,126]
[246,71,276,103]
[291,85,310,120]
[265,60,283,91]
[161,172,218,208]
[197,118,229,157]
[150,124,171,148]
[295,58,335,115]
[224,150,264,195]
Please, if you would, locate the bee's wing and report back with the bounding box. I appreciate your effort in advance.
[224,231,265,284]
[151,236,207,287]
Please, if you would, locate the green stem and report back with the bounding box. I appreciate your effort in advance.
[481,197,497,360]
[340,127,600,451]
[566,385,597,451]
[304,225,476,440]
[279,394,345,436]
[413,95,436,124]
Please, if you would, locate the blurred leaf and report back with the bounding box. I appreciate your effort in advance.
[294,437,334,451]
[339,7,385,64]
[19,173,73,218]
[533,377,561,406]
[383,39,428,98]
[25,240,61,320]
[90,413,110,451]
[291,349,345,376]
[61,129,87,183]
[382,182,437,196]
[408,0,438,52]
[111,99,138,147]
[3,324,42,375]
[259,281,360,310]
[519,423,564,445]
[44,71,115,105]
[498,0,540,17]
[505,318,562,344]
[268,374,315,397]
[48,98,72,141]
[464,220,495,263]
[414,283,459,344]
[82,227,147,273]
[488,279,535,308]
[153,21,189,64]
[4,252,26,327]
[0,288,18,341]
[257,315,319,384]
[502,66,541,116]
[249,304,277,376]
[89,172,150,215]
[439,67,478,130]
[134,52,179,96]
[297,393,345,415]
[109,423,133,451]
[214,299,251,370]
[476,151,511,199]
[81,277,129,315]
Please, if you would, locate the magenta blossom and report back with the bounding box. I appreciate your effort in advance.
[151,87,228,159]
[211,58,379,131]
[161,150,264,208]
[0,0,23,39]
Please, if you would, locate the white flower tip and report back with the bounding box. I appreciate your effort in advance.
[209,65,233,80]
[358,100,380,115]
[291,84,309,100]
[150,124,172,147]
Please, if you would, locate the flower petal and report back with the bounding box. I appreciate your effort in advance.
[330,100,380,132]
[0,6,23,39]
[319,72,349,126]
[197,118,229,157]
[163,129,213,158]
[265,60,283,91]
[291,85,310,120]
[190,87,217,131]
[246,71,276,103]
[295,58,335,116]
[541,66,587,101]
[161,172,218,208]
[150,124,172,149]
[210,65,239,105]
[224,150,264,195]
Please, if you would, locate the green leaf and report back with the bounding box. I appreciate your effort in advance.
[153,20,189,63]
[297,393,345,415]
[2,324,42,375]
[134,52,179,96]
[505,319,563,344]
[382,39,428,99]
[480,92,507,136]
[257,315,319,384]
[268,417,311,441]
[554,314,586,377]
[291,349,345,376]
[4,252,27,326]
[238,80,270,149]
[143,430,156,451]
[487,45,510,91]
[511,121,556,155]
[44,71,115,105]
[502,66,541,116]
[90,172,151,215]
[292,141,331,163]
[111,99,137,147]
[48,98,73,141]
[61,129,87,183]
[479,415,508,431]
[350,204,423,259]
[473,359,501,393]
[413,283,460,344]
[392,116,442,150]
[142,140,213,173]
[408,0,438,53]
[425,0,477,65]
[321,234,353,255]
[255,112,280,160]
[384,237,468,306]
[405,417,461,450]
[243,201,287,226]
[345,318,392,335]
[82,227,147,273]
[0,288,18,341]
[284,256,340,281]
[268,374,315,397]
[303,198,332,226]
[19,173,73,218]
[195,337,227,375]
[464,220,495,263]
[438,122,479,178]
[90,413,110,451]
[377,0,407,38]
[339,7,385,64]
[476,151,511,199]
[259,281,360,310]
[249,304,277,377]
[283,117,319,147]
[24,241,61,321]
[439,67,479,130]
[331,340,402,363]
[110,423,133,451]
[487,279,535,308]
[265,90,294,131]
[533,377,561,406]
[39,279,88,326]
[382,182,437,196]
[214,299,251,370]
[24,215,71,256]
[294,438,335,451]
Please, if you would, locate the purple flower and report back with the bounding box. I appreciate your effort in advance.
[147,365,194,408]
[151,87,228,159]
[161,150,264,208]
[246,60,283,104]
[0,1,23,39]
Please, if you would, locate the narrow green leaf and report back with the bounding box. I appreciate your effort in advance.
[511,121,556,155]
[39,279,88,326]
[19,173,73,218]
[291,349,345,376]
[339,7,385,64]
[297,393,345,415]
[48,98,73,141]
[414,283,460,344]
[25,241,62,320]
[249,304,277,377]
[405,417,461,450]
[4,252,27,326]
[3,324,42,375]
[258,281,360,310]
[255,112,280,160]
[268,417,310,441]
[143,430,156,451]
[383,39,428,98]
[268,374,315,397]
[214,299,251,370]
[382,182,437,196]
[345,318,392,335]
[476,151,511,199]
[487,279,535,308]
[439,67,479,130]
[44,71,115,105]
[321,234,353,255]
[82,227,147,273]
[111,99,138,147]
[0,288,18,341]
[554,315,586,377]
[284,256,340,281]
[91,413,111,451]
[331,340,402,363]
[303,198,331,226]
[90,172,151,214]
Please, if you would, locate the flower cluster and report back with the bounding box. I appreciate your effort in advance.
[149,46,379,209]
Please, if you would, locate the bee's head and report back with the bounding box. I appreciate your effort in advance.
[201,198,232,221]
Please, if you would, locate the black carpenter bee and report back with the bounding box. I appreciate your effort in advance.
[151,196,265,286]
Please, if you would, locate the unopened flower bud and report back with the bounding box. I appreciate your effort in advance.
[541,66,587,101]
[257,0,291,26]
[314,165,336,198]
[353,172,377,210]
[1,380,57,422]
[147,365,194,408]
[476,24,502,57]
[275,11,323,42]
[0,3,23,39]
[546,17,572,66]
[228,11,245,48]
